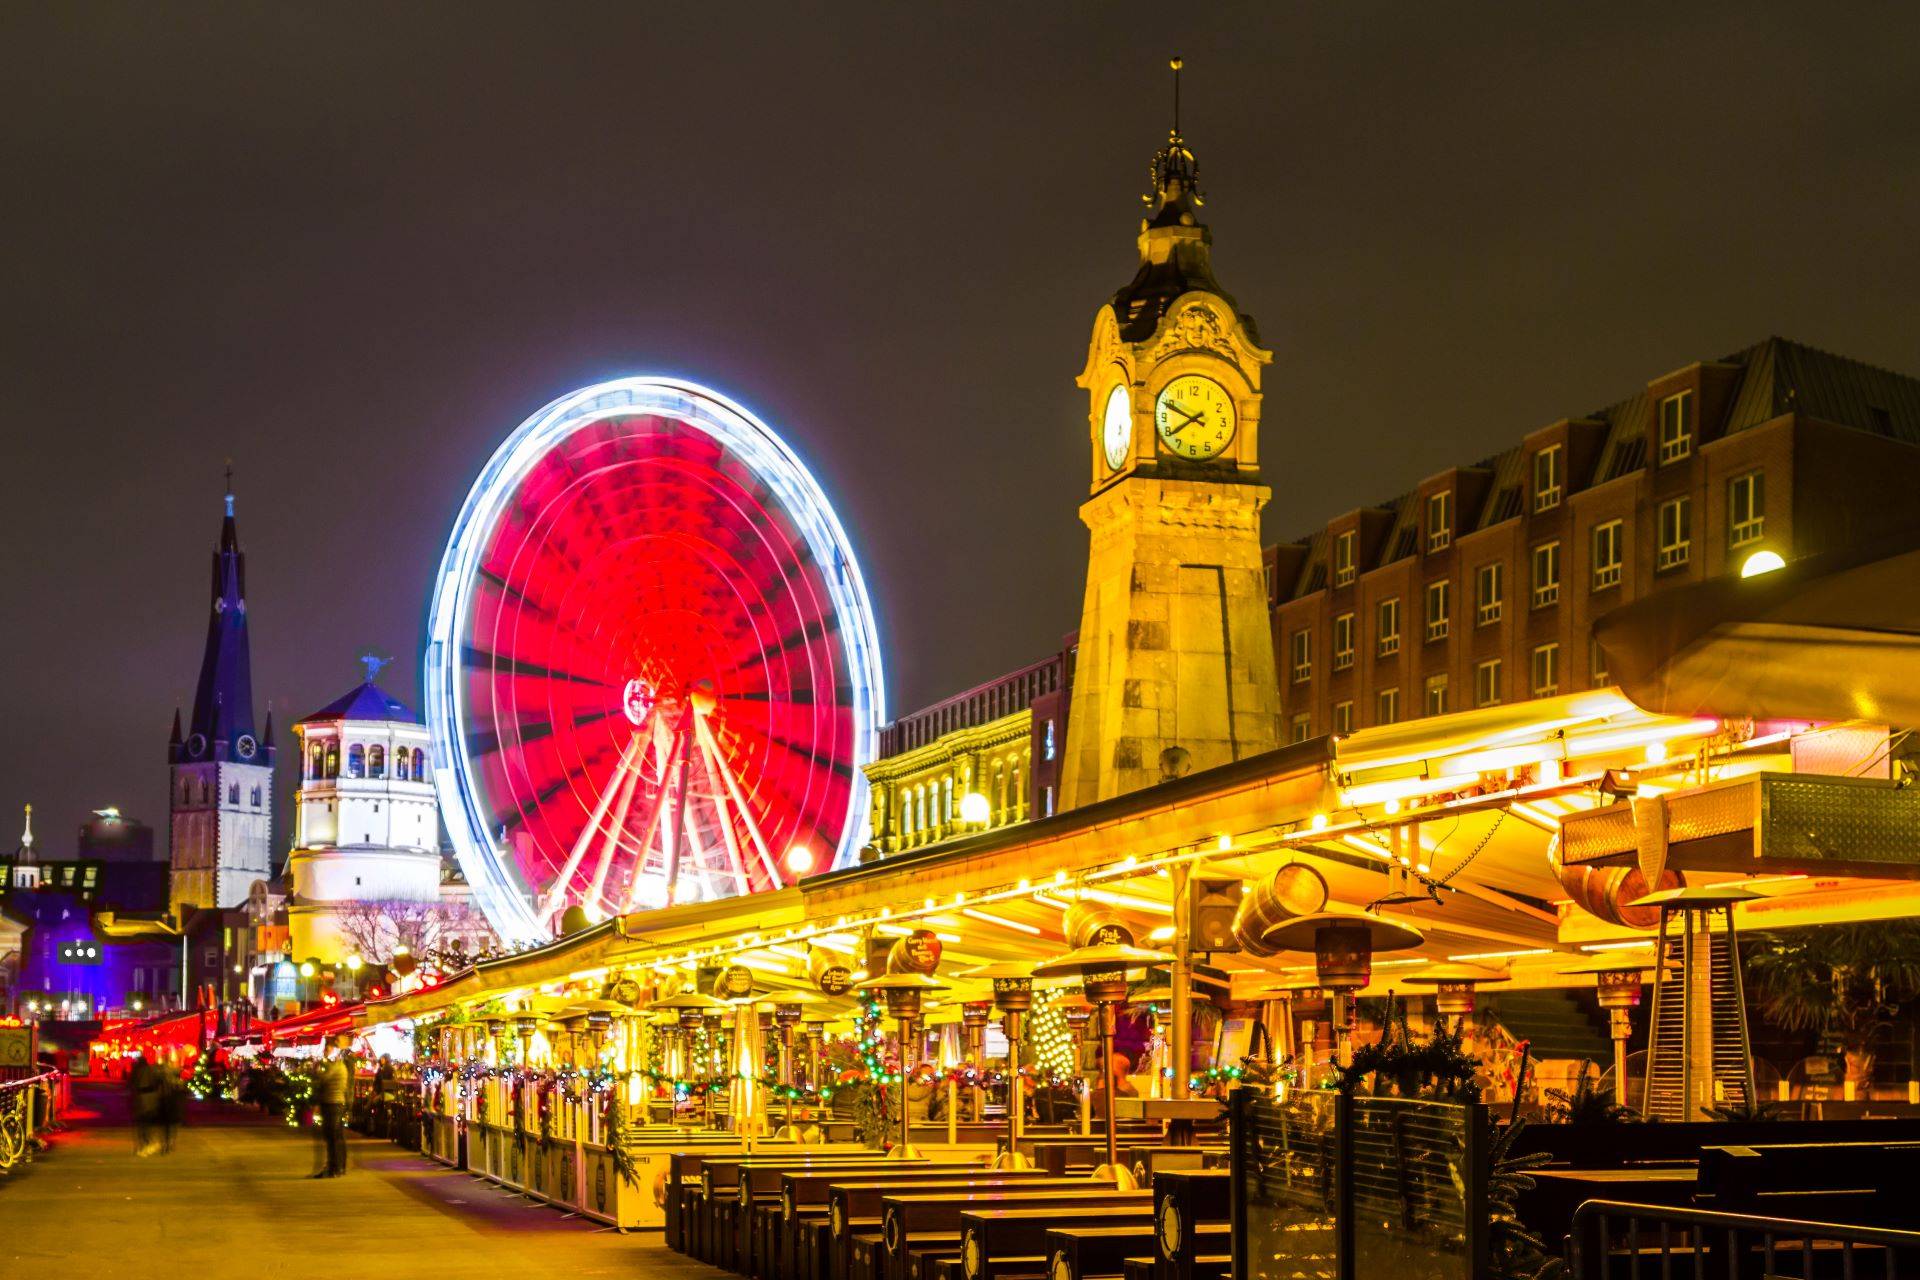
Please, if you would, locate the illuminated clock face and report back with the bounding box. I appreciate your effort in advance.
[1154,374,1237,460]
[1101,383,1131,471]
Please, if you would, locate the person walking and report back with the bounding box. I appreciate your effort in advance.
[311,1048,351,1178]
[128,1054,161,1157]
[158,1063,186,1154]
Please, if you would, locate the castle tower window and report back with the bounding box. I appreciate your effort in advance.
[412,747,425,777]
[395,751,409,782]
[346,744,366,778]
[324,744,339,778]
[368,745,386,777]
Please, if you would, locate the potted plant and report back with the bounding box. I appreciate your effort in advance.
[1744,920,1920,1092]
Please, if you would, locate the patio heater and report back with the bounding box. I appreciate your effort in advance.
[1255,979,1325,1088]
[960,961,1038,1170]
[1561,955,1648,1107]
[1629,885,1758,1121]
[852,972,945,1158]
[1032,943,1173,1189]
[1403,963,1509,1031]
[961,1000,992,1120]
[764,990,833,1141]
[1259,912,1424,1068]
[653,991,729,1125]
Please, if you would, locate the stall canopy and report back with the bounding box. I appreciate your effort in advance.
[1594,523,1920,724]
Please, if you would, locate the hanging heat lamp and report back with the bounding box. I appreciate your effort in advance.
[1031,943,1173,1189]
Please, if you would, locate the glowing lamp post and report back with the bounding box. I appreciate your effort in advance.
[1260,912,1424,1068]
[1032,943,1172,1189]
[853,972,946,1158]
[959,791,992,830]
[1403,963,1509,1028]
[960,962,1038,1170]
[1563,955,1647,1107]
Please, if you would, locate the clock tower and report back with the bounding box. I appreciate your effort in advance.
[1058,65,1281,809]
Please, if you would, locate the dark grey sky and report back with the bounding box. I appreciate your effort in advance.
[4,3,1918,854]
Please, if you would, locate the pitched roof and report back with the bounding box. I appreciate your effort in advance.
[295,681,421,726]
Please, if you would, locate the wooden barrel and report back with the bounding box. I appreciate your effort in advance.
[1560,862,1681,929]
[1232,863,1330,957]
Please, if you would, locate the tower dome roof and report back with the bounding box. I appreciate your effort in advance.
[295,680,422,726]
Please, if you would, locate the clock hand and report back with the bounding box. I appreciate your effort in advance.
[1164,402,1206,433]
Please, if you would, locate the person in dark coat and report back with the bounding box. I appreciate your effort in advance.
[311,1049,351,1177]
[128,1054,162,1156]
[158,1064,186,1154]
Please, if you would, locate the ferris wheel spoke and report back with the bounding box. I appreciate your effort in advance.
[537,723,647,926]
[461,645,613,687]
[616,719,691,915]
[581,741,645,919]
[700,739,754,893]
[695,711,784,890]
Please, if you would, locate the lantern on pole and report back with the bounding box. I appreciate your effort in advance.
[852,972,946,1158]
[1562,953,1648,1108]
[1031,943,1172,1189]
[960,961,1038,1169]
[1259,912,1424,1067]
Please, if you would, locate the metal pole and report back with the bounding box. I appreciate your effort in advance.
[897,1013,918,1156]
[1170,863,1192,1101]
[1100,1003,1120,1174]
[1005,1013,1024,1160]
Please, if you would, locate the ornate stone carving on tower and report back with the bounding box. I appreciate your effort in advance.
[1058,61,1281,809]
[169,478,275,912]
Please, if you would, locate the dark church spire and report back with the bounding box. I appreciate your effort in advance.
[184,474,259,762]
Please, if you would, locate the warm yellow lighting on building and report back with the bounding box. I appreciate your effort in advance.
[1741,549,1786,577]
[959,791,992,826]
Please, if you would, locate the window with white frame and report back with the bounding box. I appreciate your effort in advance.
[1334,529,1357,586]
[1377,597,1401,656]
[1290,628,1312,682]
[1658,497,1692,570]
[1475,562,1503,626]
[1590,634,1610,685]
[1290,713,1311,744]
[1425,579,1451,641]
[1658,390,1694,464]
[1533,444,1563,511]
[1532,540,1561,607]
[1333,700,1354,735]
[1333,612,1355,670]
[1592,519,1623,590]
[1531,642,1561,697]
[1475,658,1502,708]
[1427,490,1453,552]
[1728,471,1764,547]
[1424,673,1450,716]
[1377,686,1400,725]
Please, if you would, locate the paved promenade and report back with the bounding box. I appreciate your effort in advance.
[0,1083,715,1279]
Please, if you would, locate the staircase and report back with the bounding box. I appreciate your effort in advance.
[1481,988,1612,1065]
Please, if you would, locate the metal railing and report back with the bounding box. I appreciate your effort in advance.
[0,1071,62,1175]
[1568,1199,1920,1280]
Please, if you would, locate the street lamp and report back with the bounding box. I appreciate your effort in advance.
[1259,912,1425,1067]
[959,791,992,828]
[851,972,945,1158]
[959,961,1038,1170]
[1032,943,1172,1188]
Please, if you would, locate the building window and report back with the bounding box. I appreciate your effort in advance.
[1334,530,1357,587]
[1043,786,1054,818]
[1425,673,1450,716]
[412,747,426,777]
[1728,471,1765,547]
[1333,613,1355,671]
[1475,659,1502,708]
[346,744,365,778]
[1532,444,1564,511]
[1427,491,1453,552]
[368,744,386,777]
[1425,579,1451,641]
[1043,720,1056,761]
[1475,563,1503,626]
[1531,540,1561,608]
[1658,390,1694,464]
[1333,701,1354,735]
[1290,713,1311,744]
[395,750,410,782]
[228,783,240,804]
[250,787,261,807]
[1377,597,1401,656]
[1592,519,1623,590]
[1591,635,1611,685]
[1657,497,1692,570]
[1531,643,1561,698]
[1291,628,1312,683]
[1377,686,1400,725]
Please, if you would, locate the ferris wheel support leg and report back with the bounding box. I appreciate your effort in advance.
[615,724,689,915]
[698,715,784,889]
[584,747,646,918]
[539,728,647,925]
[662,731,694,908]
[698,738,753,894]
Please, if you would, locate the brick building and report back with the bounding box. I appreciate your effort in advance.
[864,337,1920,854]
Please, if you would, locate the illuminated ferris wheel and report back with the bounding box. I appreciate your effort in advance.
[425,378,885,944]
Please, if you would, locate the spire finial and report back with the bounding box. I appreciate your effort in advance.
[359,652,391,683]
[224,459,235,518]
[20,804,32,853]
[1143,56,1202,220]
[1170,55,1182,138]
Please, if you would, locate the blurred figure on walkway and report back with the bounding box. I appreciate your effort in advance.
[158,1063,186,1154]
[310,1048,350,1178]
[128,1054,162,1157]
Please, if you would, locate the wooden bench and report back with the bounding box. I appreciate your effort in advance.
[957,1205,1154,1280]
[1150,1169,1230,1280]
[868,1187,1133,1280]
[750,1165,989,1280]
[1696,1140,1920,1227]
[702,1155,909,1270]
[776,1171,1065,1280]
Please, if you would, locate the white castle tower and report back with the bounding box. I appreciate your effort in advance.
[285,661,441,963]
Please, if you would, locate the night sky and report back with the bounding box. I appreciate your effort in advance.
[4,4,1919,857]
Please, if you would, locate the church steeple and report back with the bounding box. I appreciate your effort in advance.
[184,473,259,763]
